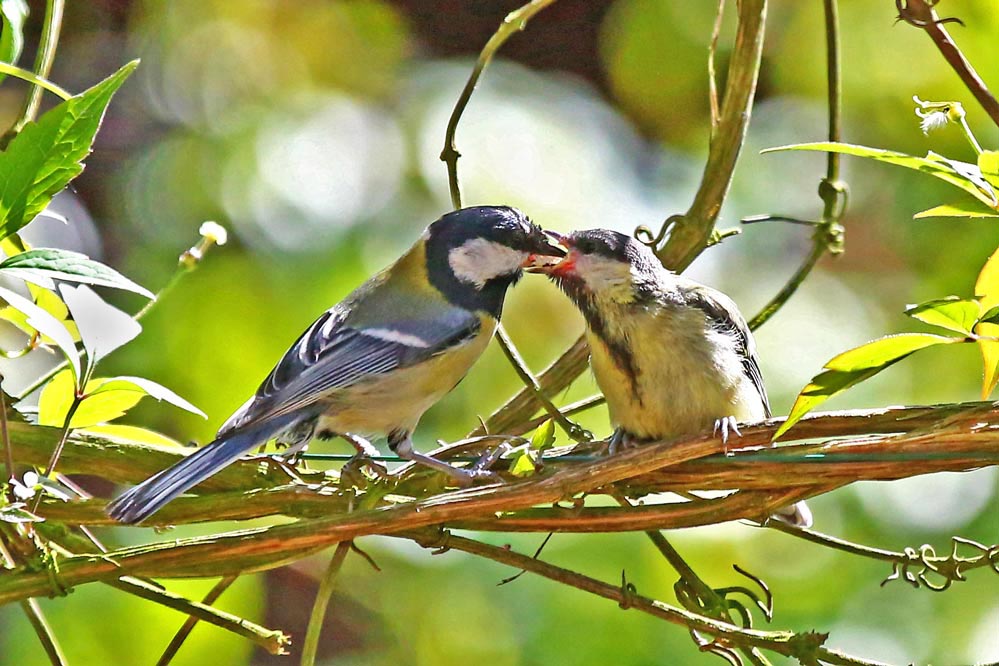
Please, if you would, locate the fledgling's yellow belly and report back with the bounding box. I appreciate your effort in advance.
[587,315,764,441]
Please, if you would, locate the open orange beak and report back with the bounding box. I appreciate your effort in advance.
[525,231,575,274]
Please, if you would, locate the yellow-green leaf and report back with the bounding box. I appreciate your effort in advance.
[975,246,999,310]
[824,333,958,372]
[904,297,982,335]
[508,450,537,478]
[82,424,183,448]
[775,334,962,440]
[979,150,999,189]
[88,375,205,417]
[975,246,999,398]
[39,371,148,427]
[764,142,997,207]
[37,369,76,427]
[914,201,999,219]
[530,419,556,451]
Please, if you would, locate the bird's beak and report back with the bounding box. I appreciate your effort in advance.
[523,230,568,272]
[525,230,574,274]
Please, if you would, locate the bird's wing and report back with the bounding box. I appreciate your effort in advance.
[219,301,483,435]
[685,287,771,418]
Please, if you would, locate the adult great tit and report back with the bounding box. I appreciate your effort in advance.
[108,205,565,524]
[532,229,811,528]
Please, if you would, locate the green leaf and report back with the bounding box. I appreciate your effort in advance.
[37,369,76,427]
[82,424,183,448]
[508,450,537,478]
[904,297,982,335]
[0,248,154,297]
[979,150,999,189]
[0,60,138,239]
[0,0,28,83]
[0,285,80,382]
[530,419,556,451]
[914,201,999,219]
[980,305,999,326]
[775,333,961,439]
[764,142,999,209]
[0,503,41,524]
[37,370,140,428]
[87,376,206,418]
[975,246,999,398]
[60,284,141,374]
[824,333,959,371]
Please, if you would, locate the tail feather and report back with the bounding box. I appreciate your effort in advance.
[107,414,300,524]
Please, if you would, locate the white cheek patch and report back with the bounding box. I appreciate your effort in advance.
[576,254,636,302]
[449,238,526,288]
[364,328,430,348]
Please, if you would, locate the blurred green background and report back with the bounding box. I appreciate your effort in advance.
[1,1,998,664]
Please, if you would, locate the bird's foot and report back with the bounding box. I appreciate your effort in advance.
[604,428,640,456]
[712,416,742,454]
[471,442,513,473]
[249,454,306,482]
[338,433,388,478]
[391,435,500,488]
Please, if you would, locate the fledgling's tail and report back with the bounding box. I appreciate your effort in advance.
[106,414,300,524]
[772,500,813,528]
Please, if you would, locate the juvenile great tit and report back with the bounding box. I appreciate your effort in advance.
[108,205,565,524]
[531,229,812,528]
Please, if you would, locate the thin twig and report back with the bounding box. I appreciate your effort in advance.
[896,0,999,128]
[494,325,589,442]
[7,0,65,137]
[108,576,289,656]
[31,397,80,514]
[155,576,239,666]
[440,0,558,208]
[615,494,772,666]
[0,540,67,666]
[749,0,844,331]
[1,377,14,484]
[403,529,891,666]
[20,599,67,666]
[301,542,352,666]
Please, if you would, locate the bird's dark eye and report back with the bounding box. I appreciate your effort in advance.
[574,237,597,254]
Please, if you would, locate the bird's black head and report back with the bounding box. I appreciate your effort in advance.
[425,206,565,317]
[533,228,664,309]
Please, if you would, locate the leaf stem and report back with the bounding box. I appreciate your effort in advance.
[30,395,80,513]
[0,63,69,101]
[16,0,65,129]
[155,576,240,666]
[749,0,845,331]
[301,542,351,666]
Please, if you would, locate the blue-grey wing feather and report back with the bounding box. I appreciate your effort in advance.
[220,304,481,435]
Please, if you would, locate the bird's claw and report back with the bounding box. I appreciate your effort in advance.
[712,416,741,453]
[605,428,639,456]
